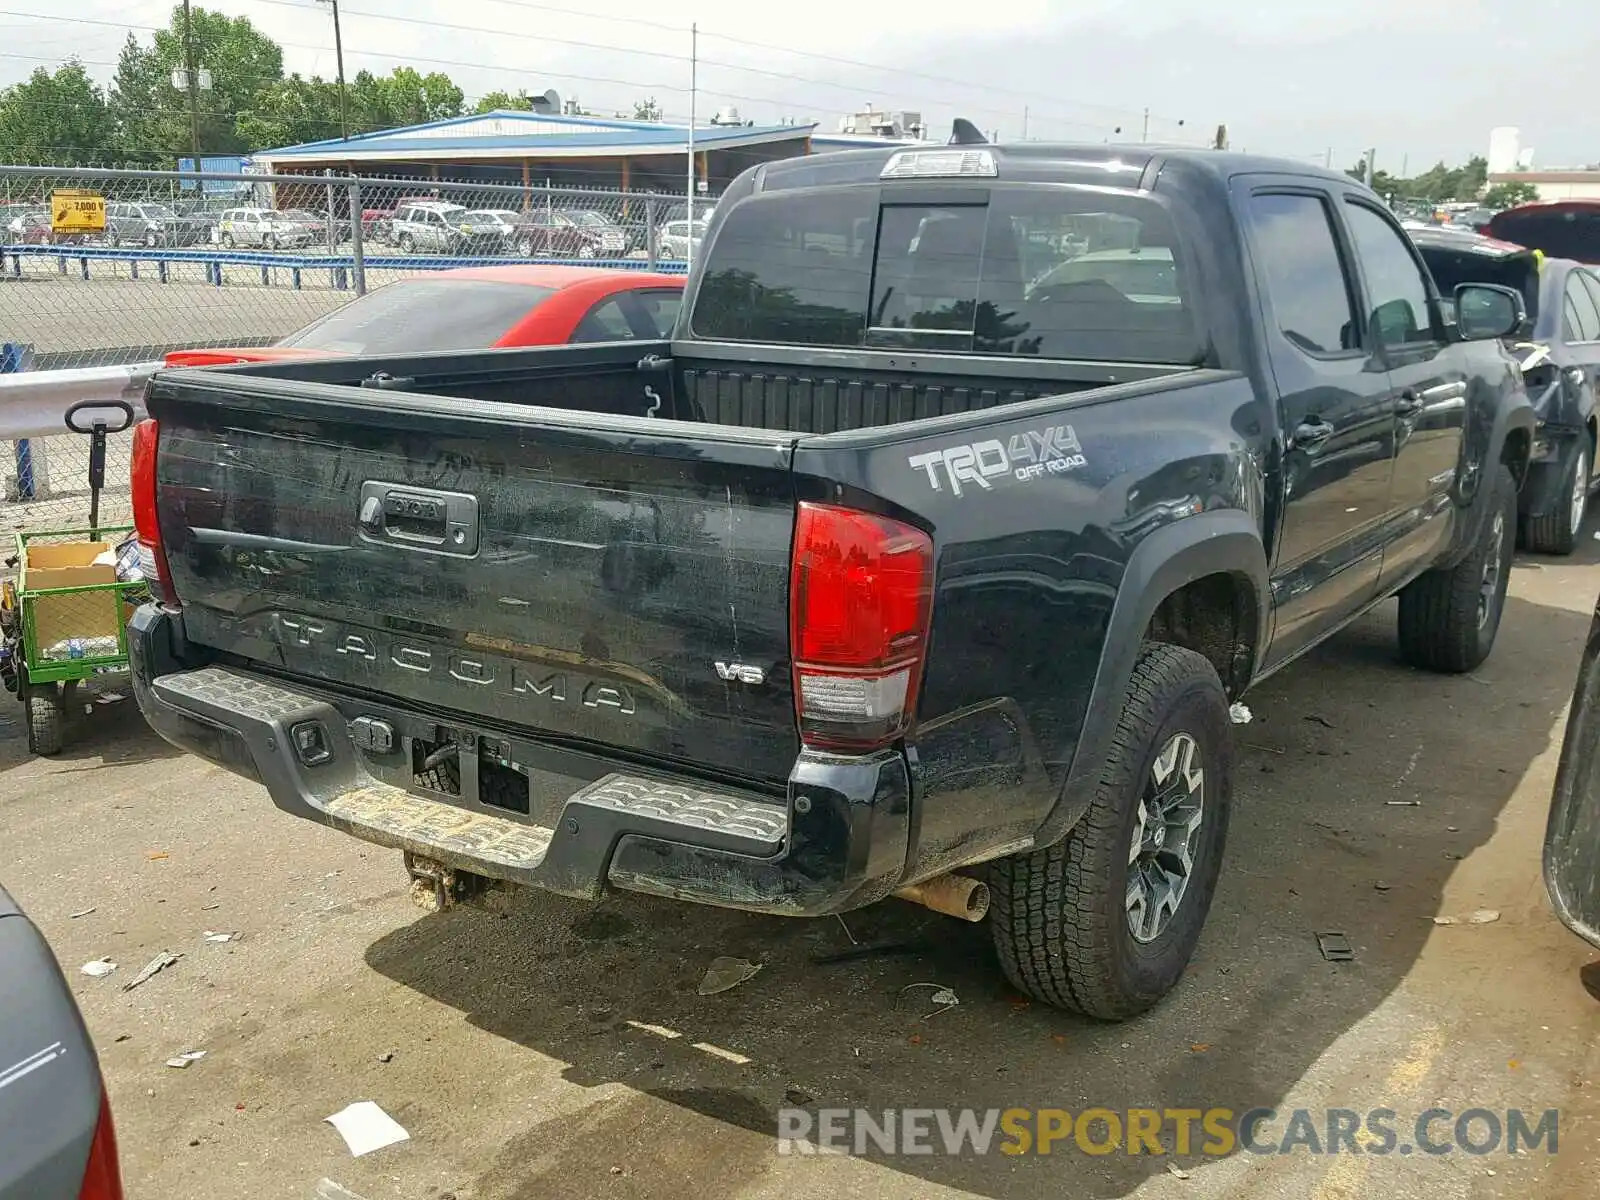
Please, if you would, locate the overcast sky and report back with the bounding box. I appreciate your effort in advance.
[3,0,1596,169]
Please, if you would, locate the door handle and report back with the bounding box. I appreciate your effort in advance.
[1292,419,1335,449]
[1394,390,1423,417]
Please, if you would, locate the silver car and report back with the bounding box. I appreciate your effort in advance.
[388,202,468,254]
[656,218,707,261]
[215,207,313,251]
[0,883,126,1198]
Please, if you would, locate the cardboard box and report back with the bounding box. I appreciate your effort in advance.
[24,540,121,653]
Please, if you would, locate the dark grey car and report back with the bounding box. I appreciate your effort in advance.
[0,884,125,1199]
[1414,225,1600,554]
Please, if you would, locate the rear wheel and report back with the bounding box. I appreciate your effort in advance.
[1397,462,1517,672]
[24,682,69,756]
[220,232,234,248]
[989,642,1233,1020]
[265,233,279,252]
[143,230,159,248]
[398,233,415,254]
[1522,443,1590,556]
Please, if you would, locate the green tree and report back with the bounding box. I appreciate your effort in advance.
[1484,181,1539,210]
[108,5,285,161]
[474,89,535,113]
[1458,155,1488,199]
[236,74,345,150]
[0,61,114,165]
[349,68,464,129]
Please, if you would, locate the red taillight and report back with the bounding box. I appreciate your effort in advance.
[130,419,179,607]
[789,501,934,751]
[79,1090,124,1200]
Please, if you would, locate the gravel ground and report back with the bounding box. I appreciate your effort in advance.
[3,542,1599,1200]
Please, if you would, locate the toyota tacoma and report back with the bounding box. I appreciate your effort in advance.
[127,136,1533,1019]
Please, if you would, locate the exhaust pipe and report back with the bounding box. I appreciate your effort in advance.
[893,873,990,922]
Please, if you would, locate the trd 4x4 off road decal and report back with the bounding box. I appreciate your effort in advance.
[907,426,1087,496]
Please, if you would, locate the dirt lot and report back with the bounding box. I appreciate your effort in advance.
[4,542,1600,1200]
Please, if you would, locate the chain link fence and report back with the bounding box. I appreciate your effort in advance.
[1,163,708,535]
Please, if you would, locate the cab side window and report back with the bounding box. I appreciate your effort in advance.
[1343,201,1436,348]
[1247,192,1360,356]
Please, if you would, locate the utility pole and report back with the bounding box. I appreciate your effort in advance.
[1364,147,1376,187]
[1022,106,1028,141]
[1141,107,1150,143]
[1325,147,1333,168]
[182,0,201,162]
[319,0,349,140]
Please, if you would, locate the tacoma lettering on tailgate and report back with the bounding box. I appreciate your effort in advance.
[271,614,639,714]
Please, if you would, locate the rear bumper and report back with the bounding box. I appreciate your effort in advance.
[129,605,911,916]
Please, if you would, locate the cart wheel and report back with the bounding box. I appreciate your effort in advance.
[25,683,67,756]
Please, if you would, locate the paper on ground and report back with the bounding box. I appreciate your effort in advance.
[324,1101,409,1157]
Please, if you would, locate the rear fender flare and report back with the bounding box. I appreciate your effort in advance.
[1031,509,1268,849]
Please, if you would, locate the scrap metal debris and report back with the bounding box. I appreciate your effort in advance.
[1228,702,1252,725]
[80,959,117,978]
[1316,933,1354,962]
[900,982,961,1018]
[697,956,762,996]
[69,907,96,919]
[202,930,240,943]
[165,1050,206,1069]
[312,1181,371,1200]
[324,1101,410,1158]
[121,951,181,992]
[1167,1162,1193,1180]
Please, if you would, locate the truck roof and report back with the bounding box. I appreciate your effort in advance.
[754,141,1358,192]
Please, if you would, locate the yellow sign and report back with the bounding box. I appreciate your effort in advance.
[51,189,105,234]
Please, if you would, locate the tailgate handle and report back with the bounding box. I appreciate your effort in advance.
[358,482,480,556]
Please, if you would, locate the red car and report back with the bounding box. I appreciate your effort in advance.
[3,208,88,247]
[1486,200,1600,265]
[163,265,685,368]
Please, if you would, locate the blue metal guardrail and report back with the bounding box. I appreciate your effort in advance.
[1,244,689,289]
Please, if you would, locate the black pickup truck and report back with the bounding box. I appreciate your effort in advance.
[126,139,1534,1020]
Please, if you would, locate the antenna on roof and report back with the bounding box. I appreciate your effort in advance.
[949,118,988,146]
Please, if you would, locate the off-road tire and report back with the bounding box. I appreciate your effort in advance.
[25,683,67,756]
[1397,462,1517,672]
[989,642,1233,1020]
[1521,443,1590,556]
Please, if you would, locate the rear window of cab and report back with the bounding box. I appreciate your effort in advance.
[689,184,1202,364]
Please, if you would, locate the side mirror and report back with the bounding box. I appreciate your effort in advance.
[1454,283,1525,341]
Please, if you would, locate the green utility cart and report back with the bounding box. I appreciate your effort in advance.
[1,399,147,755]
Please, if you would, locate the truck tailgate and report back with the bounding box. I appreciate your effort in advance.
[146,372,802,785]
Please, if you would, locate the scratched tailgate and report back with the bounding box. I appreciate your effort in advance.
[145,370,804,784]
